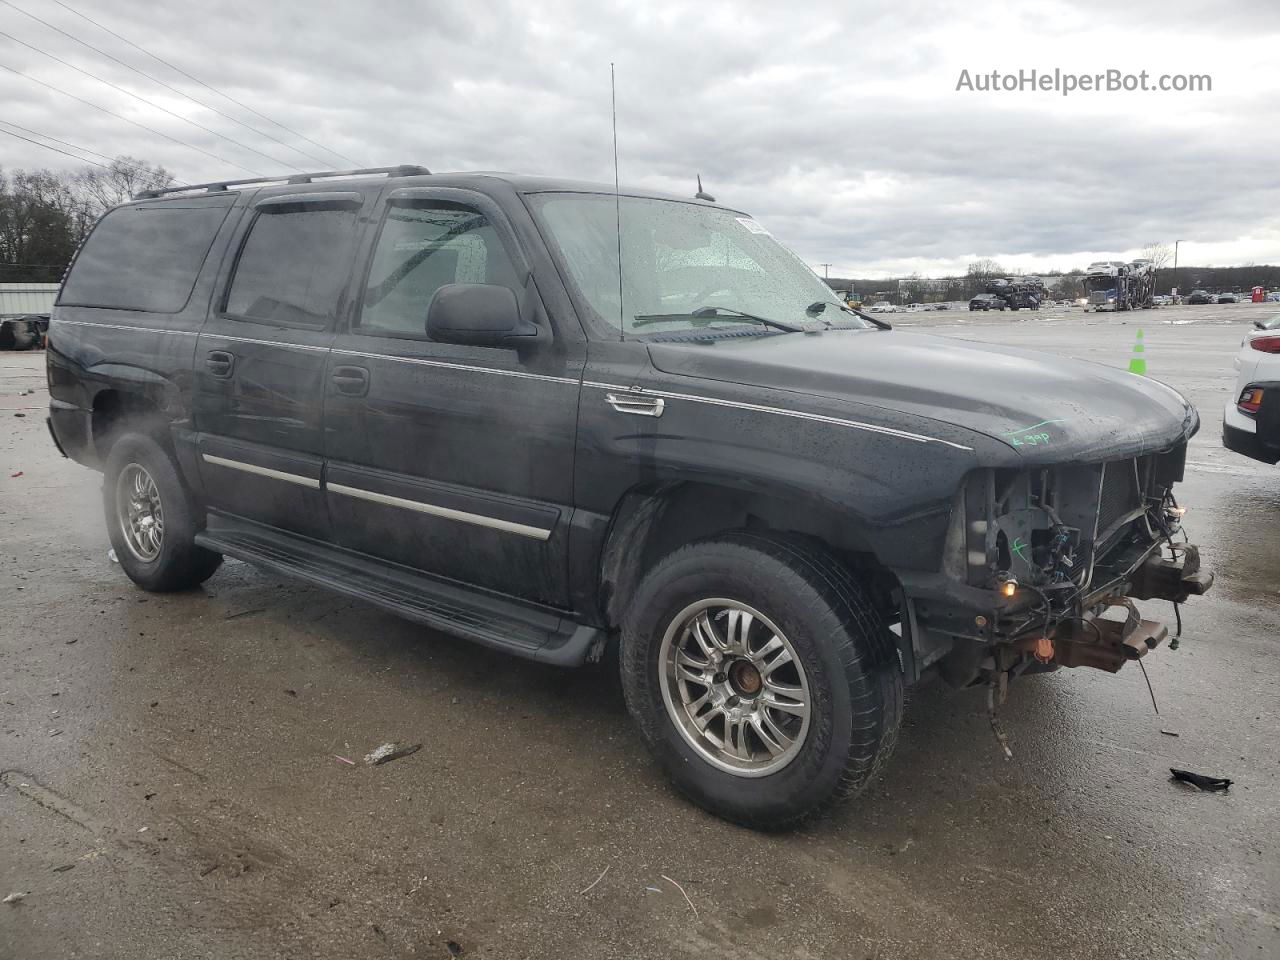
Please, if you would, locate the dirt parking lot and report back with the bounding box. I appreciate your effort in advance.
[2,302,1278,959]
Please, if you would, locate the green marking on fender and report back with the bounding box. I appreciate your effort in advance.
[1002,419,1066,437]
[1012,537,1030,562]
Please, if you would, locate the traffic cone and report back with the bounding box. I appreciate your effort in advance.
[1128,328,1146,375]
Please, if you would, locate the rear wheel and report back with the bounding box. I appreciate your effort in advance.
[103,432,222,591]
[620,533,903,830]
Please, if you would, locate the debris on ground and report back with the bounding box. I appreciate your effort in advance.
[9,471,22,478]
[446,941,463,957]
[660,874,698,920]
[1160,728,1180,737]
[52,864,74,873]
[333,755,356,766]
[1170,768,1232,792]
[107,549,118,563]
[3,892,28,904]
[578,864,610,895]
[364,741,422,766]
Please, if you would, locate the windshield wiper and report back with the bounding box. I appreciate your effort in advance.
[632,306,804,333]
[806,299,892,330]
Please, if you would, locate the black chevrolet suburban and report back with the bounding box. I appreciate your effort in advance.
[47,165,1212,828]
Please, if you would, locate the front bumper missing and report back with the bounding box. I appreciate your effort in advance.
[1014,544,1213,674]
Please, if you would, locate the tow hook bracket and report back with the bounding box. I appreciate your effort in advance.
[1050,616,1169,673]
[1129,544,1214,603]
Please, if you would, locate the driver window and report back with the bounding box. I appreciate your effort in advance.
[358,202,520,338]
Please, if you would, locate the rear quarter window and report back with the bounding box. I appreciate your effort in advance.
[59,196,235,313]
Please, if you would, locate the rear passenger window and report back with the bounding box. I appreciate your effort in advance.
[225,205,359,327]
[59,196,233,313]
[359,202,521,337]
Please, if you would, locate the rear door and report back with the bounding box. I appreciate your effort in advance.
[194,187,375,540]
[322,187,583,607]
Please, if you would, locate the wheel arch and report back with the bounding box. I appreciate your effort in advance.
[596,478,900,631]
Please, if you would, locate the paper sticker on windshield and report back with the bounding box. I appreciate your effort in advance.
[736,217,771,235]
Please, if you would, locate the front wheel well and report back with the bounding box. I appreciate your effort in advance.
[598,482,899,630]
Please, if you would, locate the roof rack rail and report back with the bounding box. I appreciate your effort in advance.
[133,164,431,200]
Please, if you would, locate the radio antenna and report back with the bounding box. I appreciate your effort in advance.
[611,62,624,339]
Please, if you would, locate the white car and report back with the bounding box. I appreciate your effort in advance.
[868,301,896,313]
[1223,314,1280,464]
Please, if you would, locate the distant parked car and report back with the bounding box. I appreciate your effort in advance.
[1223,314,1280,464]
[1152,295,1172,306]
[1267,292,1280,303]
[1217,292,1239,304]
[1187,290,1214,305]
[968,294,1006,311]
[931,303,951,310]
[868,301,896,313]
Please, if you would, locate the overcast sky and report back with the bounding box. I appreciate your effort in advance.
[2,0,1277,278]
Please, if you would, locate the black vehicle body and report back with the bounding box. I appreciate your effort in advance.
[968,294,1005,311]
[1187,290,1214,305]
[47,166,1211,822]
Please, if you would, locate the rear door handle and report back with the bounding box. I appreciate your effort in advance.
[206,350,234,378]
[331,365,369,397]
[605,392,664,418]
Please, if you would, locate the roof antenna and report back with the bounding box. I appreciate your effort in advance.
[695,174,715,203]
[611,63,625,340]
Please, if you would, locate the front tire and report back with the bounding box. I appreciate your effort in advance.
[620,534,903,830]
[103,432,222,592]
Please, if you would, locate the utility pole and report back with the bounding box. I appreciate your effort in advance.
[819,263,831,280]
[1173,240,1180,300]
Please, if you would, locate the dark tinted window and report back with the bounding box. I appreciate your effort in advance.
[359,202,521,337]
[59,197,233,312]
[226,205,359,327]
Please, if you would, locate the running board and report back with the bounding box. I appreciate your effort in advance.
[195,515,603,667]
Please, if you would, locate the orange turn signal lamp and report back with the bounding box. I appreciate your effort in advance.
[1238,387,1264,415]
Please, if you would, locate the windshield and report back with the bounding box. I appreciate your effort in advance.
[528,192,868,335]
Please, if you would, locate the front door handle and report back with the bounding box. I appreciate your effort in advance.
[605,392,665,418]
[331,365,369,397]
[206,350,235,378]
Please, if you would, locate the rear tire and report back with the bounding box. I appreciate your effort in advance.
[103,432,222,592]
[620,533,903,830]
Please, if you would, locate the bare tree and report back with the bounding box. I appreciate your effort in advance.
[966,258,1005,279]
[74,157,174,216]
[1141,242,1173,270]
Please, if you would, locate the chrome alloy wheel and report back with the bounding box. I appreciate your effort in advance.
[658,598,811,777]
[115,463,164,562]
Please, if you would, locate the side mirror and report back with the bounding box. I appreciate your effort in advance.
[426,283,539,348]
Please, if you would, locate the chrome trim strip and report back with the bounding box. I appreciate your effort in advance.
[331,348,579,385]
[51,318,197,337]
[52,320,968,449]
[206,332,331,353]
[326,482,553,540]
[201,453,321,488]
[582,382,972,450]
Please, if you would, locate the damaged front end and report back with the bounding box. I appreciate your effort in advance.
[899,442,1213,693]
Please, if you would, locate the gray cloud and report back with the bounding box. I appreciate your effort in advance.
[1,0,1276,275]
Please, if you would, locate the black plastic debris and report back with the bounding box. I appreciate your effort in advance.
[447,941,463,957]
[1170,768,1232,792]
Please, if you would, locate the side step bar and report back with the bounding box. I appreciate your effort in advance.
[195,515,604,667]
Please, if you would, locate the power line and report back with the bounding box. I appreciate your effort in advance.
[0,123,110,168]
[0,0,334,171]
[0,119,186,182]
[0,28,304,172]
[0,61,264,175]
[46,0,365,169]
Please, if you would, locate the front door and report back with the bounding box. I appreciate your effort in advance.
[323,188,582,607]
[194,188,374,540]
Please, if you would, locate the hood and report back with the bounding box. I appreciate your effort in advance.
[647,329,1198,462]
